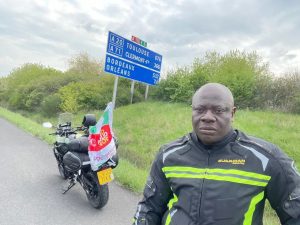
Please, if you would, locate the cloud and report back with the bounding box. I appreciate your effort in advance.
[0,0,300,77]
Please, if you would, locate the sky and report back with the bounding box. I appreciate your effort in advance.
[1,0,300,78]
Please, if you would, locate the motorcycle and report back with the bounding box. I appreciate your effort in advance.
[46,113,118,209]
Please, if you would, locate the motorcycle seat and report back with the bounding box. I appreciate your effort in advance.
[68,136,89,153]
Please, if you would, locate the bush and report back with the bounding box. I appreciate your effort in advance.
[291,94,300,114]
[151,67,195,103]
[40,94,61,117]
[2,52,299,115]
[57,74,145,112]
[204,51,268,108]
[251,74,273,109]
[25,89,44,110]
[8,88,26,110]
[270,72,300,112]
[67,52,102,77]
[2,64,67,111]
[152,50,270,108]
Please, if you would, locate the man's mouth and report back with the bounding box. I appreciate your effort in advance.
[199,127,216,135]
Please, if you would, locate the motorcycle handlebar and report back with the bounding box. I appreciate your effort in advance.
[49,126,85,136]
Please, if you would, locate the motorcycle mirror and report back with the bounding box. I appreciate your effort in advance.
[42,122,53,128]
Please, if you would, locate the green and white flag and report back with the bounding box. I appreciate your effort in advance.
[88,102,116,171]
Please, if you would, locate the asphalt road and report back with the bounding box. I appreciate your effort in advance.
[0,118,141,225]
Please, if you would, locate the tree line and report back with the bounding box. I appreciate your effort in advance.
[152,50,300,113]
[0,51,299,116]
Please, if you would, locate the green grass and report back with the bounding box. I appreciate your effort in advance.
[114,101,192,169]
[234,110,300,161]
[0,107,54,144]
[113,102,300,170]
[0,107,149,193]
[264,201,281,225]
[113,158,148,192]
[1,102,299,225]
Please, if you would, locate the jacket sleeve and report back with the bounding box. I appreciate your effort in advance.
[265,145,300,225]
[132,148,172,225]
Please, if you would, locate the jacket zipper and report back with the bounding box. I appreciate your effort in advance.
[198,150,211,222]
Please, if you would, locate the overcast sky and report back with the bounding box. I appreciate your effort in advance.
[1,0,300,77]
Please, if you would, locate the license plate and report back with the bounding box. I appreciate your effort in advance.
[97,168,114,185]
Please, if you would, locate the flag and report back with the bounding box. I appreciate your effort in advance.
[88,102,117,171]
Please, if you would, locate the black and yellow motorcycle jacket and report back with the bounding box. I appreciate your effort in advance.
[133,130,300,225]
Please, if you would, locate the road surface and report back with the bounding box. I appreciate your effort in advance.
[0,118,141,225]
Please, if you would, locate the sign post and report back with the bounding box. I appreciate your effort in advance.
[130,80,135,104]
[104,31,162,107]
[145,85,149,100]
[112,76,119,109]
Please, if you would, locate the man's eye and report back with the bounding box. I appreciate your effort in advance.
[197,108,206,113]
[215,108,227,114]
[215,109,223,114]
[193,108,205,113]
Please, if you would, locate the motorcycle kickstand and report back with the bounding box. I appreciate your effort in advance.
[62,179,76,194]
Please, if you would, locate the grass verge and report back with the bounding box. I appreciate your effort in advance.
[0,106,147,193]
[2,102,299,225]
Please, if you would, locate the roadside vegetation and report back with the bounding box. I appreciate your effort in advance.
[1,51,300,115]
[1,50,300,224]
[1,102,300,224]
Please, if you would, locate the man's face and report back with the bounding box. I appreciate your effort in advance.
[192,88,236,145]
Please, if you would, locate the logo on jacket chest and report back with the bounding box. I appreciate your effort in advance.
[218,158,246,165]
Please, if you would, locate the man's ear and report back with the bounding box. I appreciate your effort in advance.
[231,107,237,120]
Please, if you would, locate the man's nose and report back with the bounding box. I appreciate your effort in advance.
[200,110,216,122]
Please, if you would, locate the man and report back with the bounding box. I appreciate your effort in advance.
[133,83,300,225]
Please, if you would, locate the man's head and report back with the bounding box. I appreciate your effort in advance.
[192,83,236,145]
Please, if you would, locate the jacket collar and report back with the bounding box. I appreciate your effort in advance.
[190,129,237,151]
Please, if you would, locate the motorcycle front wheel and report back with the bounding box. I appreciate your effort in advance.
[58,163,69,179]
[53,149,69,179]
[84,171,109,209]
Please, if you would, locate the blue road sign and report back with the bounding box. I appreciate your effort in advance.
[104,31,162,85]
[104,54,160,85]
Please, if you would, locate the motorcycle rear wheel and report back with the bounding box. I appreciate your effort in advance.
[85,171,109,209]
